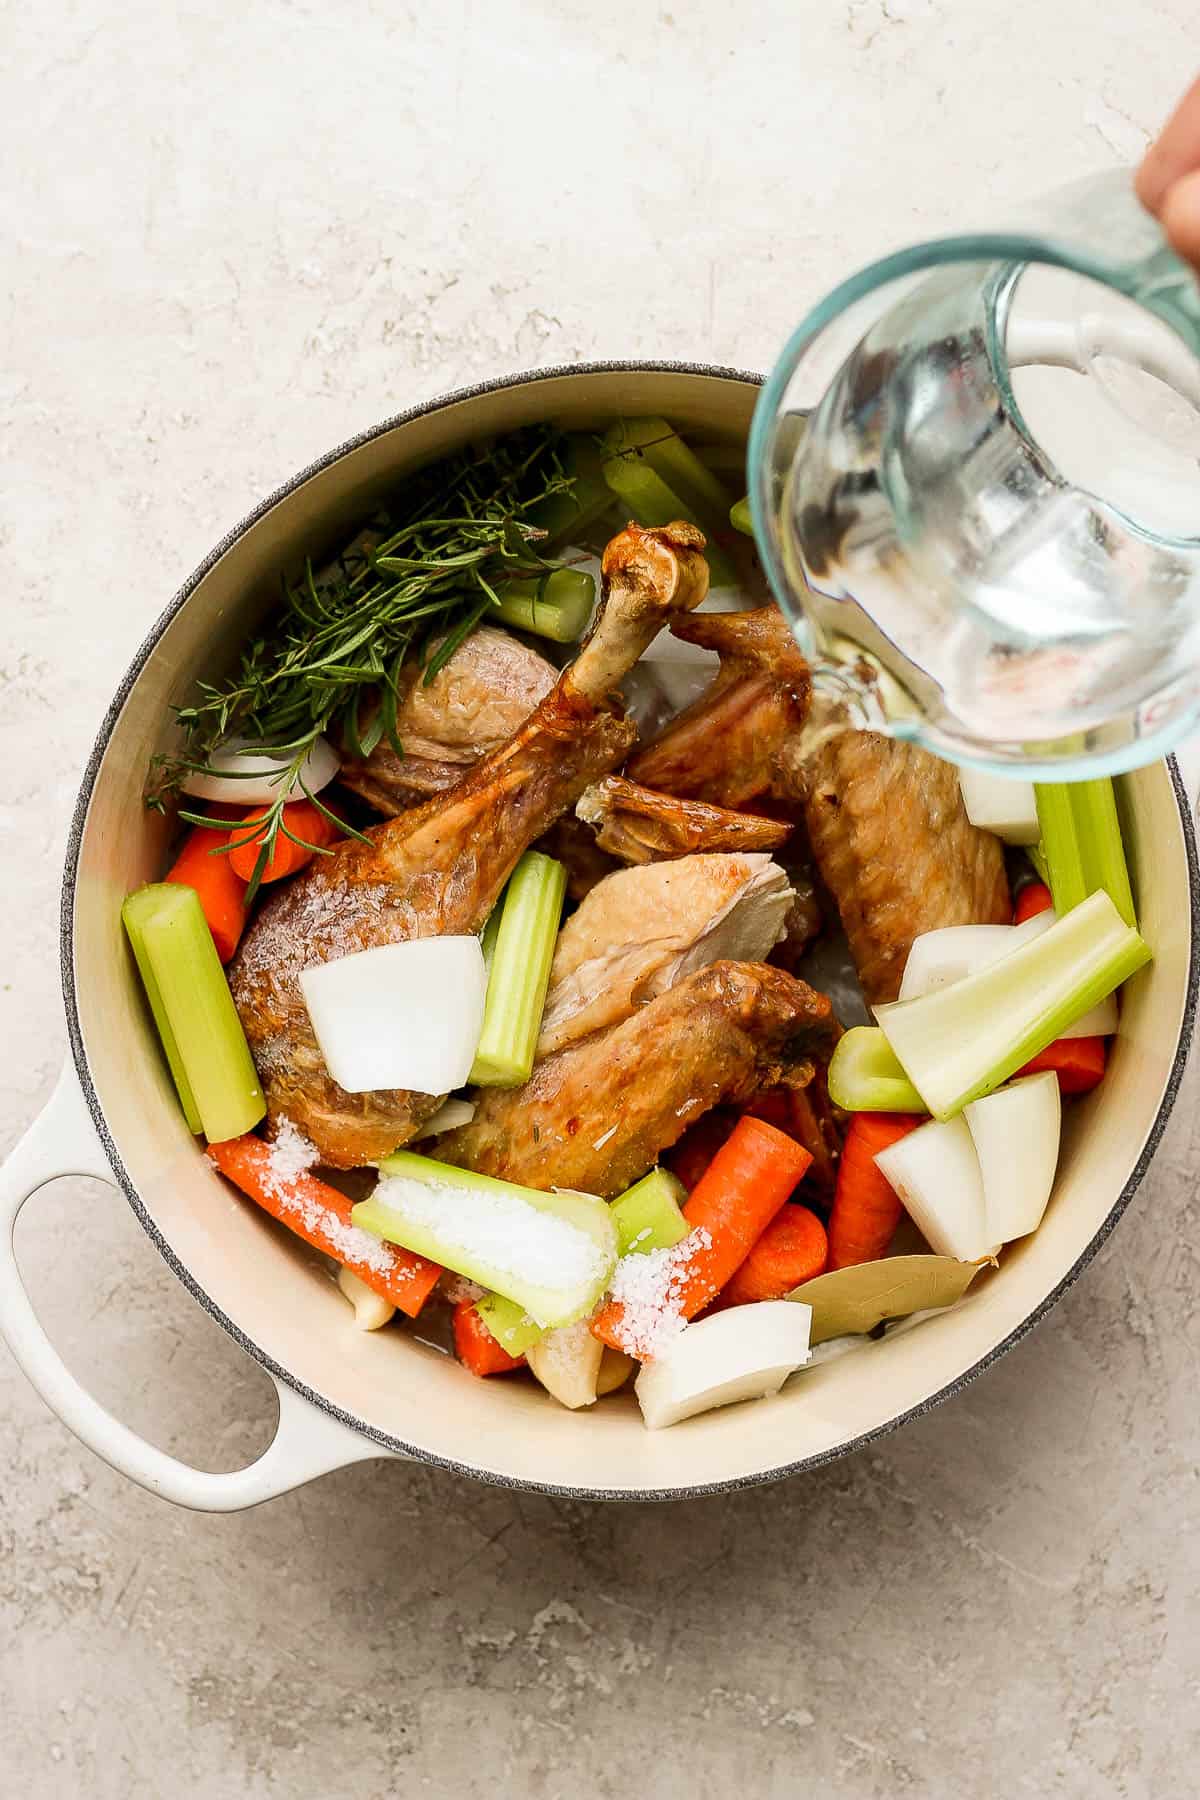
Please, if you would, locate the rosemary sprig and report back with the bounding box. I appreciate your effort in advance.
[150,427,578,895]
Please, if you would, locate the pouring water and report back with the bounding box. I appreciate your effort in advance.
[751,170,1200,778]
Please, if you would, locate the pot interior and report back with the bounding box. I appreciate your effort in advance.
[67,367,1195,1495]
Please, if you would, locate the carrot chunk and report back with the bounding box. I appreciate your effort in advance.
[1014,881,1054,924]
[227,798,341,885]
[826,1112,924,1269]
[453,1300,526,1376]
[208,1134,442,1318]
[714,1204,827,1306]
[1018,1035,1107,1093]
[592,1117,812,1351]
[165,825,247,962]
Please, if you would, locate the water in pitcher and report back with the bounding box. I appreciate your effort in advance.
[773,258,1200,770]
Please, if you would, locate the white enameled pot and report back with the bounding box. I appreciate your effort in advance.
[1,365,1195,1509]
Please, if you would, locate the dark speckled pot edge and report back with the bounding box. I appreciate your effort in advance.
[58,360,1200,1503]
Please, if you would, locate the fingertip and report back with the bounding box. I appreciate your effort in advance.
[1160,168,1200,274]
[1135,150,1168,217]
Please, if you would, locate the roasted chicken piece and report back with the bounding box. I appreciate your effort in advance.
[338,625,556,813]
[537,852,793,1058]
[230,521,709,1167]
[784,731,1011,1005]
[575,774,793,865]
[627,606,811,808]
[436,960,837,1198]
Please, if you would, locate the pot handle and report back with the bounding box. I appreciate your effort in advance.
[0,1062,395,1511]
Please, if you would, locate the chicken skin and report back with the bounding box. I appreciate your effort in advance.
[436,960,838,1198]
[536,851,792,1058]
[337,625,557,813]
[627,606,811,808]
[575,774,793,866]
[784,731,1011,1005]
[229,521,709,1166]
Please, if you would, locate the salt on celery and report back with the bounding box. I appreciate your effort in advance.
[353,1151,617,1330]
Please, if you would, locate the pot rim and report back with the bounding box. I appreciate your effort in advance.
[58,359,1200,1501]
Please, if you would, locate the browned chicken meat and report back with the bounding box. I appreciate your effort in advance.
[536,852,793,1057]
[436,960,837,1198]
[575,774,792,865]
[338,625,556,813]
[627,606,811,808]
[229,521,709,1167]
[785,731,1011,1005]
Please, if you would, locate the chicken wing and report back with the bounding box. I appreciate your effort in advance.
[230,521,709,1167]
[537,852,792,1058]
[338,625,557,814]
[626,606,811,808]
[435,960,837,1198]
[786,731,1011,1005]
[575,774,793,865]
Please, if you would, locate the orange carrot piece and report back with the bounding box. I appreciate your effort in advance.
[715,1204,828,1306]
[165,825,247,963]
[1018,1035,1107,1093]
[1014,881,1054,924]
[664,1107,737,1190]
[227,798,341,885]
[826,1112,924,1270]
[208,1135,442,1318]
[592,1117,812,1351]
[453,1300,526,1376]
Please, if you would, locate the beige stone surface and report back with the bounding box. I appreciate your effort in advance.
[3,3,1199,1794]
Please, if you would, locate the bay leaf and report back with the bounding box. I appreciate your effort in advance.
[785,1255,985,1345]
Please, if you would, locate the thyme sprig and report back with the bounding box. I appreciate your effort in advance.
[151,427,576,899]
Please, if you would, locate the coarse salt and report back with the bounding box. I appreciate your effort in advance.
[606,1228,711,1360]
[261,1117,318,1197]
[440,1273,486,1305]
[262,1118,395,1276]
[371,1173,607,1296]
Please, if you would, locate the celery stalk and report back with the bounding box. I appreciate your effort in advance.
[605,417,736,525]
[122,904,204,1135]
[526,436,612,545]
[470,851,567,1086]
[121,884,265,1143]
[476,1292,546,1356]
[491,568,595,643]
[730,496,753,537]
[1034,778,1136,928]
[610,1168,688,1256]
[827,1027,928,1114]
[600,423,737,587]
[875,890,1151,1120]
[357,1150,618,1327]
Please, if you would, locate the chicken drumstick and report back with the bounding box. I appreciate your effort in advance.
[229,520,709,1167]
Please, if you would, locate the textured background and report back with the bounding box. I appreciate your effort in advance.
[3,3,1199,1795]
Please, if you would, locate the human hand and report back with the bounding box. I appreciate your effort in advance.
[1137,76,1200,271]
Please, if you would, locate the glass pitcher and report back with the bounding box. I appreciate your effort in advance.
[749,169,1200,778]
